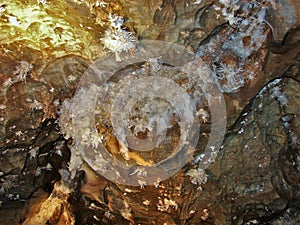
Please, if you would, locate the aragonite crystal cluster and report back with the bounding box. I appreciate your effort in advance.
[0,0,300,224]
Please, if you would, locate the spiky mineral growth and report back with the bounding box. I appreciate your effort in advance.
[101,14,136,61]
[213,63,244,93]
[186,168,208,186]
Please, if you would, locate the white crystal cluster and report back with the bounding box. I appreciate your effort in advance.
[197,0,278,93]
[58,58,205,182]
[58,41,226,187]
[101,14,136,61]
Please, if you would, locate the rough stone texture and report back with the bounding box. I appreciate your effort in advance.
[0,0,299,224]
[210,76,300,224]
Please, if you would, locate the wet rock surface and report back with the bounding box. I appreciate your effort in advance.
[0,0,300,224]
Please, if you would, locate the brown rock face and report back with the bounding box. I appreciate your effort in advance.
[0,0,299,224]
